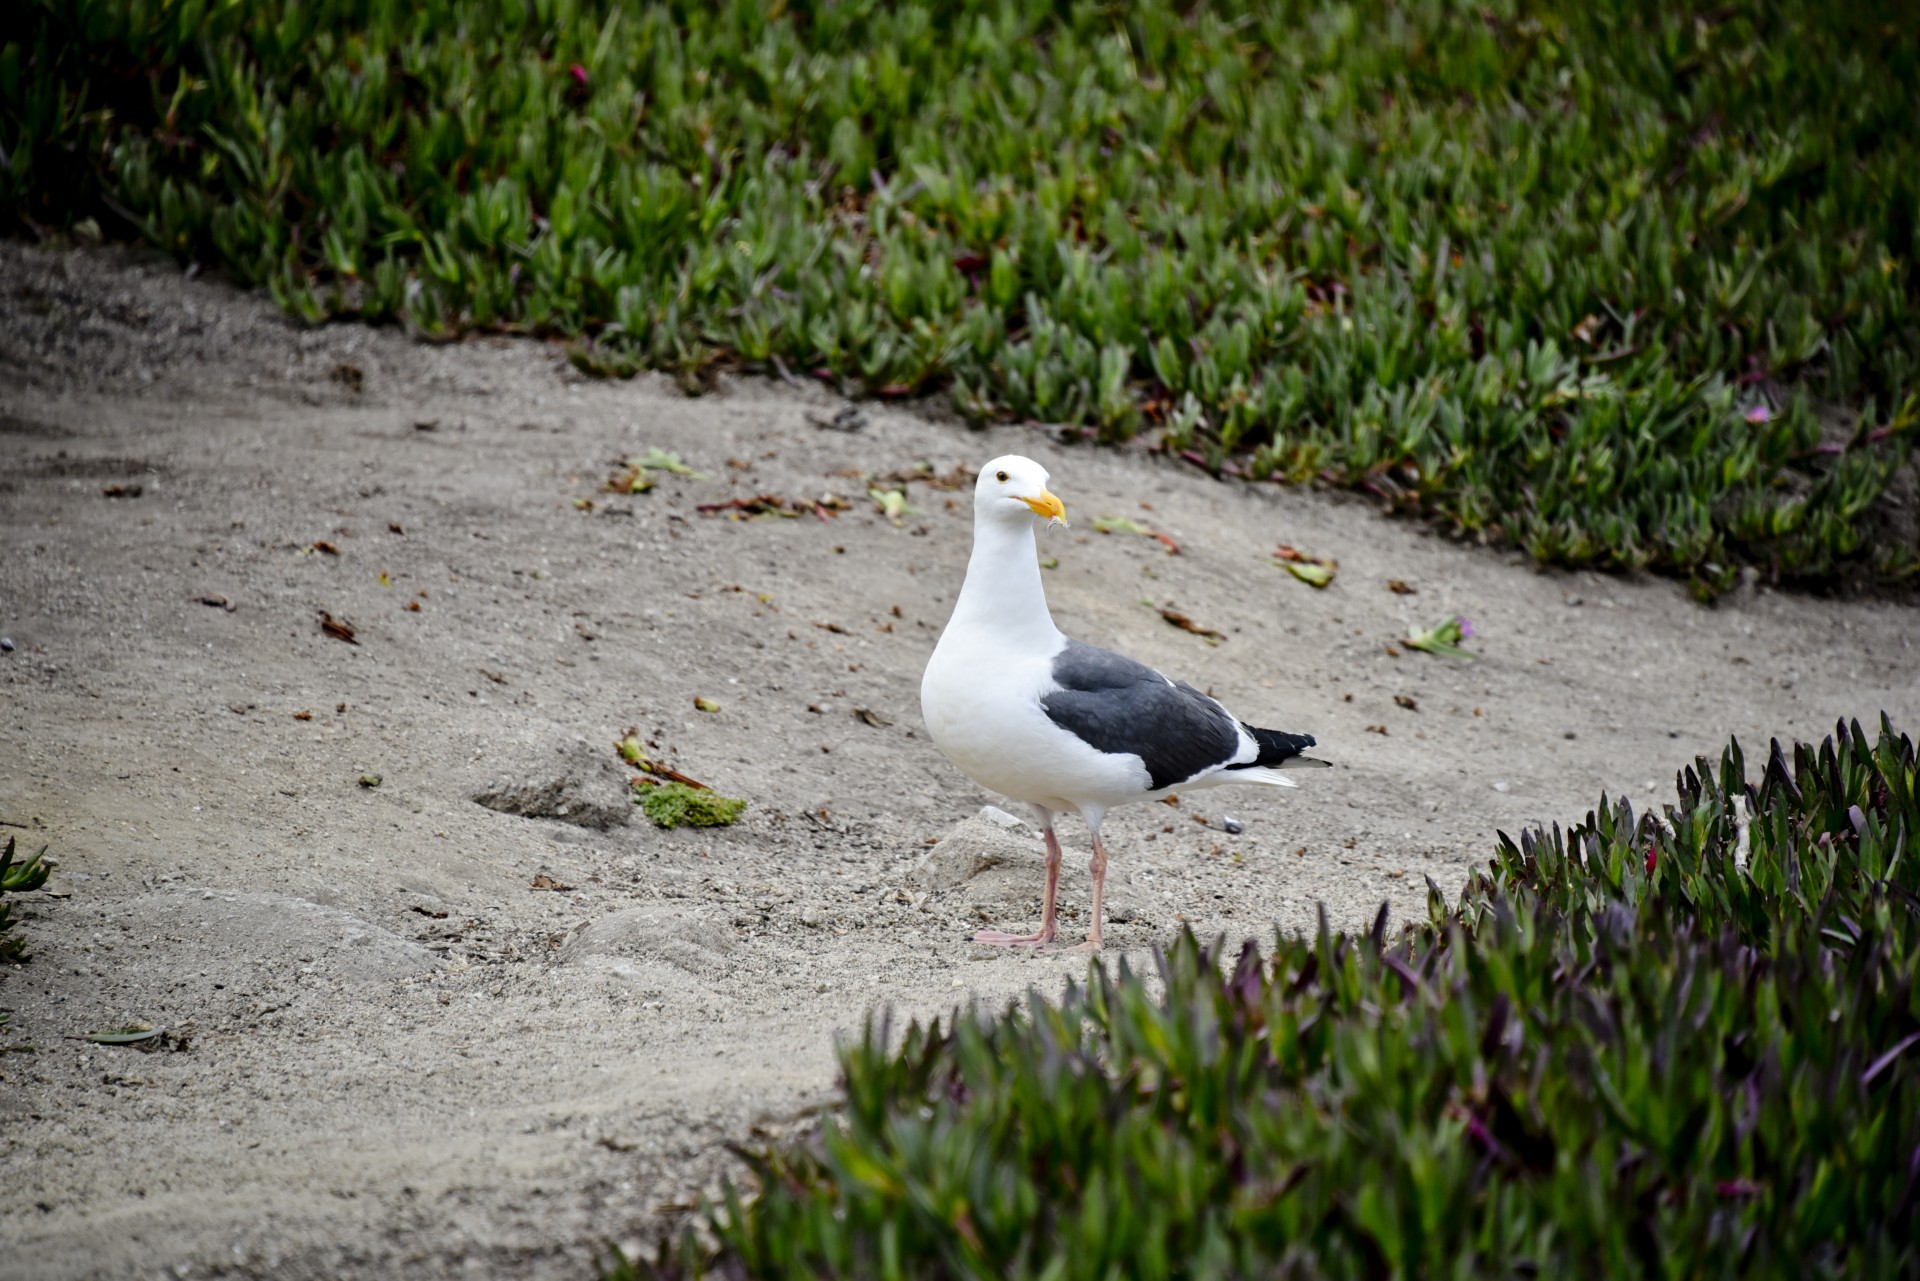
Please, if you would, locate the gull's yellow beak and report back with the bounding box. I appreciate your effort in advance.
[1021,489,1067,525]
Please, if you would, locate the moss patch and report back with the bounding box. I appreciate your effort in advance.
[634,782,745,830]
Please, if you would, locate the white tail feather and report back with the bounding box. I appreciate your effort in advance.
[1222,766,1298,788]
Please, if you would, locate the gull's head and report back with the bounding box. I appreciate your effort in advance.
[974,455,1066,528]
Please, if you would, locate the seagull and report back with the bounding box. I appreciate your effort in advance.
[921,454,1328,951]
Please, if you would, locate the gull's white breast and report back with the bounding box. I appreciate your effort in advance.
[921,628,1149,811]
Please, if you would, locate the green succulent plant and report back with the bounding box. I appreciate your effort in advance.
[612,717,1920,1279]
[0,836,50,963]
[4,0,1916,594]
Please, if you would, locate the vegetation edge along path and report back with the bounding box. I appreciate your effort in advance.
[5,0,1917,595]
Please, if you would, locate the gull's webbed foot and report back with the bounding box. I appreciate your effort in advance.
[973,925,1057,947]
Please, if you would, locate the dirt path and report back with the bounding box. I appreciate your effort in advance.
[2,242,1915,1280]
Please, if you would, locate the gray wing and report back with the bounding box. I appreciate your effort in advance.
[1040,640,1243,791]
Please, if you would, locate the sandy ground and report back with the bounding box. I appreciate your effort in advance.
[0,241,1915,1280]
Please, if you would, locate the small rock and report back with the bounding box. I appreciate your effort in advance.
[0,637,13,653]
[977,805,1027,830]
[1221,817,1245,835]
[910,814,1143,921]
[813,406,869,433]
[908,816,1040,892]
[1492,781,1510,793]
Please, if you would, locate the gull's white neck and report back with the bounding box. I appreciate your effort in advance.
[946,513,1062,653]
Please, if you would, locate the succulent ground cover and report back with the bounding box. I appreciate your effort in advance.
[5,0,1918,593]
[615,718,1920,1279]
[0,836,50,966]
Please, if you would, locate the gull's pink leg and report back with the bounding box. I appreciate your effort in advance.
[1048,829,1109,954]
[975,825,1062,947]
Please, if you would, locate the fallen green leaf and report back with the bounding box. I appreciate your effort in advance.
[868,487,911,519]
[611,466,655,494]
[694,696,721,714]
[1405,615,1477,660]
[87,1025,161,1045]
[358,773,382,788]
[631,448,710,479]
[1273,545,1337,587]
[616,731,652,770]
[1092,516,1151,536]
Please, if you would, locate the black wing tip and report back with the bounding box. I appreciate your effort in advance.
[1235,725,1324,769]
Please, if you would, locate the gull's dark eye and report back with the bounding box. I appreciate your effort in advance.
[996,470,1009,482]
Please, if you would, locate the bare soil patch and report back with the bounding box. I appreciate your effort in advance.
[2,243,1916,1279]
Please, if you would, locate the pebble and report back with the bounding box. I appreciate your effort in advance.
[0,637,13,652]
[1221,817,1245,835]
[1492,781,1510,793]
[816,406,869,433]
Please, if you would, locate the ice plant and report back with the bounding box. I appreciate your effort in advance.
[7,1,1915,595]
[0,836,50,963]
[611,718,1920,1280]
